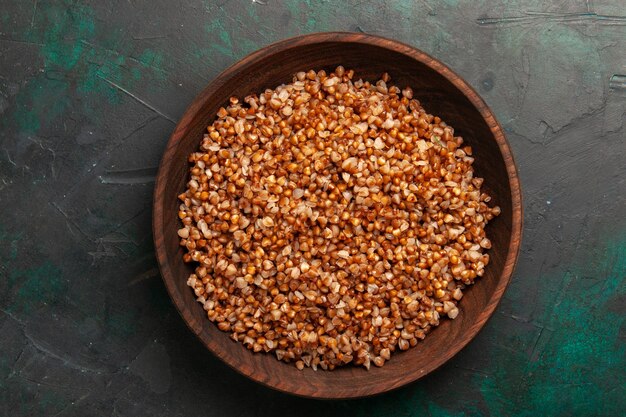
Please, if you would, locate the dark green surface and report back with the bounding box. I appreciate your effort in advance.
[1,1,624,416]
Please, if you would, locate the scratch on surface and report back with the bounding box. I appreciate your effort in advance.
[553,272,576,311]
[29,137,57,179]
[50,403,73,417]
[536,239,551,273]
[4,149,17,166]
[0,38,44,47]
[19,326,106,374]
[131,34,167,40]
[99,166,157,184]
[491,341,522,355]
[201,0,229,14]
[456,366,491,377]
[50,202,93,241]
[98,235,137,245]
[0,178,11,191]
[96,75,176,123]
[529,326,544,362]
[1,308,26,327]
[128,55,168,77]
[79,39,123,59]
[27,338,105,373]
[30,0,38,28]
[9,348,27,378]
[516,47,530,111]
[598,41,618,52]
[80,39,169,77]
[216,6,271,42]
[52,392,91,417]
[88,247,118,263]
[88,233,137,263]
[20,375,75,390]
[609,74,626,91]
[252,0,267,4]
[55,115,158,204]
[111,207,150,236]
[166,47,213,83]
[477,11,626,26]
[123,114,160,141]
[415,0,435,13]
[500,311,531,323]
[127,267,160,287]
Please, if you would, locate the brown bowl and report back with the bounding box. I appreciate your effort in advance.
[153,32,522,399]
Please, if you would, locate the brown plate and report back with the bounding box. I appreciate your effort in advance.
[153,32,522,399]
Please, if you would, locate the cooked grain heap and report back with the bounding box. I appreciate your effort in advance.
[178,67,500,370]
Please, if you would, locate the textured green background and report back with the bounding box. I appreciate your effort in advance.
[0,1,624,416]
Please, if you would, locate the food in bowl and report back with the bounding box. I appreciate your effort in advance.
[176,67,500,370]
